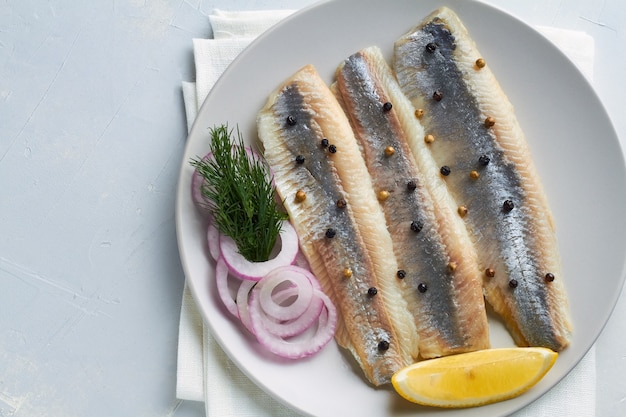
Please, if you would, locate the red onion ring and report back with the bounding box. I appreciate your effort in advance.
[206,222,221,262]
[213,258,337,358]
[199,171,337,359]
[191,169,206,208]
[248,288,337,359]
[293,250,311,270]
[214,257,238,317]
[254,286,324,338]
[236,279,257,333]
[256,266,315,321]
[191,153,212,209]
[220,220,299,281]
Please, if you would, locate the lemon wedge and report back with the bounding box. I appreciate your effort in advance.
[391,347,558,408]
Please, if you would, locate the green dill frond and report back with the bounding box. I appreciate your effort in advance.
[190,124,287,262]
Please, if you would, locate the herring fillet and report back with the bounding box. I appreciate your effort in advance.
[257,64,417,385]
[333,46,490,358]
[394,7,572,351]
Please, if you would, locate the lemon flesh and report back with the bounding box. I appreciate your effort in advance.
[391,347,558,408]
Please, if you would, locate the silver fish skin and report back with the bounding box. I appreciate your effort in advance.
[394,7,572,351]
[334,46,489,358]
[257,64,417,385]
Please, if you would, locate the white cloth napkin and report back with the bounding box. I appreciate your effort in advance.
[177,9,596,416]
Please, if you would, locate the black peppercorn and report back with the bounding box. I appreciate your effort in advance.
[502,199,515,212]
[509,279,518,289]
[382,101,393,112]
[367,287,378,297]
[295,155,305,164]
[433,91,443,101]
[406,180,417,191]
[440,166,451,176]
[545,273,555,282]
[320,138,329,148]
[479,155,491,166]
[410,220,423,233]
[328,144,337,153]
[325,228,336,239]
[336,198,347,209]
[397,270,406,279]
[286,115,297,126]
[425,42,437,53]
[377,340,390,351]
[418,283,428,293]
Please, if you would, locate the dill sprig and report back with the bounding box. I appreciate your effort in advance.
[191,124,287,262]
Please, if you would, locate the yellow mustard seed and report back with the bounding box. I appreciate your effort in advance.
[295,190,306,202]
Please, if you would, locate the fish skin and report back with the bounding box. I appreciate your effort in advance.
[393,7,572,351]
[334,46,489,358]
[257,64,417,385]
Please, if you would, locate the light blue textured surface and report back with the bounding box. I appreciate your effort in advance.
[1,1,625,416]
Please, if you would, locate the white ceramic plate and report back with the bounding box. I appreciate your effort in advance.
[176,0,626,415]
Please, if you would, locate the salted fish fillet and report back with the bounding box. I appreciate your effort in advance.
[393,7,572,351]
[257,64,417,385]
[333,46,489,358]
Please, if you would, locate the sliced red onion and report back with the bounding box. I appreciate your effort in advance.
[220,220,299,281]
[202,173,336,359]
[256,265,314,321]
[266,264,322,291]
[212,254,336,358]
[214,257,238,317]
[236,279,257,333]
[191,153,212,208]
[206,222,221,261]
[249,289,337,359]
[293,250,311,270]
[191,168,206,207]
[253,286,324,338]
